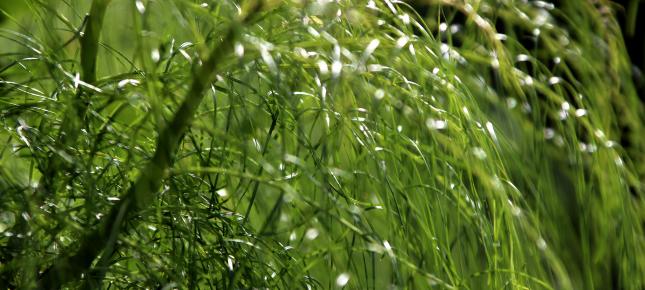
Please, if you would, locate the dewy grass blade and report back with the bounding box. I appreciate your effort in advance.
[0,0,643,289]
[35,1,263,288]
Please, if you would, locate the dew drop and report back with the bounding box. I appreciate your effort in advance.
[317,60,329,75]
[151,48,160,62]
[472,147,487,160]
[399,13,410,25]
[216,188,228,197]
[439,23,448,32]
[234,42,244,58]
[396,36,409,49]
[485,122,498,143]
[135,0,146,14]
[516,54,530,62]
[331,60,342,78]
[305,228,319,240]
[575,108,587,117]
[548,76,561,85]
[336,273,350,287]
[537,237,547,250]
[506,98,518,109]
[426,118,447,130]
[364,39,380,56]
[374,89,385,100]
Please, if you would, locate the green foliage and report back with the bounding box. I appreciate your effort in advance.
[0,0,28,25]
[0,0,643,289]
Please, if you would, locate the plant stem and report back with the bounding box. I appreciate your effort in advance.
[80,0,111,85]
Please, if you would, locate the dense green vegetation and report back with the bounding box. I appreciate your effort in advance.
[0,0,643,289]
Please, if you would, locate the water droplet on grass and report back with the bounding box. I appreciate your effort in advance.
[537,237,547,250]
[399,13,410,24]
[440,43,449,56]
[135,0,146,14]
[472,147,487,160]
[118,79,140,88]
[396,36,409,49]
[336,273,350,287]
[462,107,470,117]
[558,110,568,120]
[216,188,228,197]
[305,228,319,240]
[549,76,561,85]
[491,57,499,69]
[511,205,522,217]
[485,122,497,143]
[383,240,393,256]
[307,26,320,37]
[260,45,277,73]
[439,23,448,32]
[227,255,235,271]
[317,60,329,75]
[534,1,555,10]
[516,54,530,62]
[615,157,624,166]
[234,42,244,58]
[426,118,447,130]
[151,48,160,62]
[331,60,342,78]
[506,98,518,109]
[252,138,262,152]
[367,64,386,72]
[374,89,385,100]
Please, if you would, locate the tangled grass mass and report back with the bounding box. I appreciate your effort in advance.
[0,0,643,289]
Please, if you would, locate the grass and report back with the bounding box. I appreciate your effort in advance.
[0,0,643,289]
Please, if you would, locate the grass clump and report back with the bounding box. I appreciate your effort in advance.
[0,0,643,289]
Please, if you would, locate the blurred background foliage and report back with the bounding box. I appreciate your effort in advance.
[0,0,643,289]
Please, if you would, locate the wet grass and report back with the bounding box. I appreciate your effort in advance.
[0,0,643,289]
